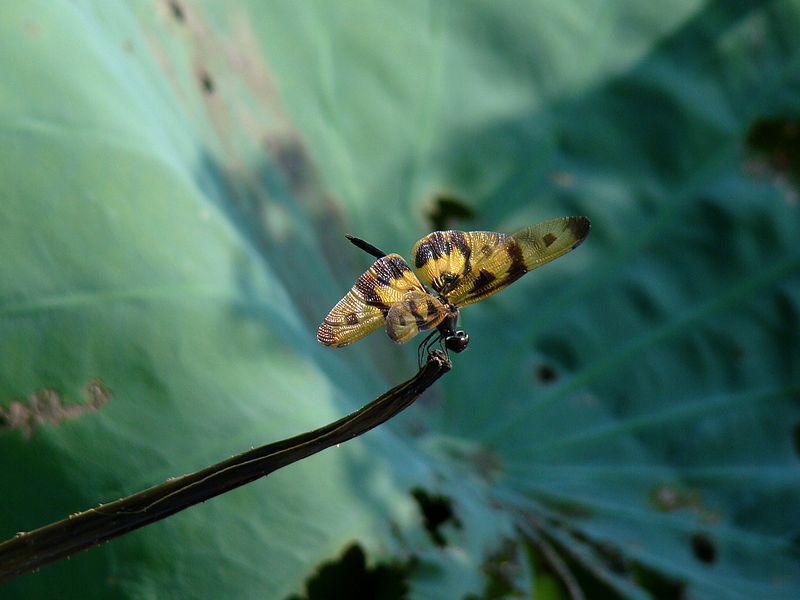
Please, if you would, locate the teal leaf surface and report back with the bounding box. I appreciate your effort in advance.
[1,1,799,598]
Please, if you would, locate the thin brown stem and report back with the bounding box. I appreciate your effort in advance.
[0,350,452,581]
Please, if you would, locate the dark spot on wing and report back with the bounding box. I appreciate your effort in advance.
[371,255,409,287]
[426,299,439,317]
[345,312,359,325]
[407,300,425,328]
[449,231,471,263]
[355,275,382,305]
[373,267,392,287]
[506,239,527,275]
[568,216,591,248]
[543,232,557,247]
[414,232,453,269]
[429,232,447,261]
[472,269,496,291]
[414,243,431,269]
[387,255,411,274]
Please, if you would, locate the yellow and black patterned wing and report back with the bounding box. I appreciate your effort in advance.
[411,216,590,307]
[385,290,450,344]
[317,253,427,347]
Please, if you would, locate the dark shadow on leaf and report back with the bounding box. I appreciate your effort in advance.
[286,543,410,600]
[410,487,461,548]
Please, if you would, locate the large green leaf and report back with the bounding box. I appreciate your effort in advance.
[2,1,799,598]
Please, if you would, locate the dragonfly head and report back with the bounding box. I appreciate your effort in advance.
[444,330,469,353]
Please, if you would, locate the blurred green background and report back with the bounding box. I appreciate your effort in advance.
[1,1,799,598]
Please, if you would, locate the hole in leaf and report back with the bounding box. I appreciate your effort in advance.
[691,532,716,564]
[199,70,215,95]
[534,363,558,384]
[426,193,476,231]
[285,543,409,600]
[167,0,185,22]
[746,117,800,180]
[410,487,461,547]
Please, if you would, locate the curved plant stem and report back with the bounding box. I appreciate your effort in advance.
[0,350,452,581]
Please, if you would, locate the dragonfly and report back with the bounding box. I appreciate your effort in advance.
[317,216,590,361]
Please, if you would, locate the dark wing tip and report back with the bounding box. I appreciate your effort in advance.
[568,216,591,249]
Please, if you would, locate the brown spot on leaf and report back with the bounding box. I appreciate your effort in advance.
[24,21,41,38]
[167,0,185,22]
[198,69,215,94]
[691,532,716,564]
[649,483,699,512]
[344,312,359,325]
[550,171,575,188]
[649,483,719,526]
[543,232,557,247]
[1,380,111,439]
[534,363,558,383]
